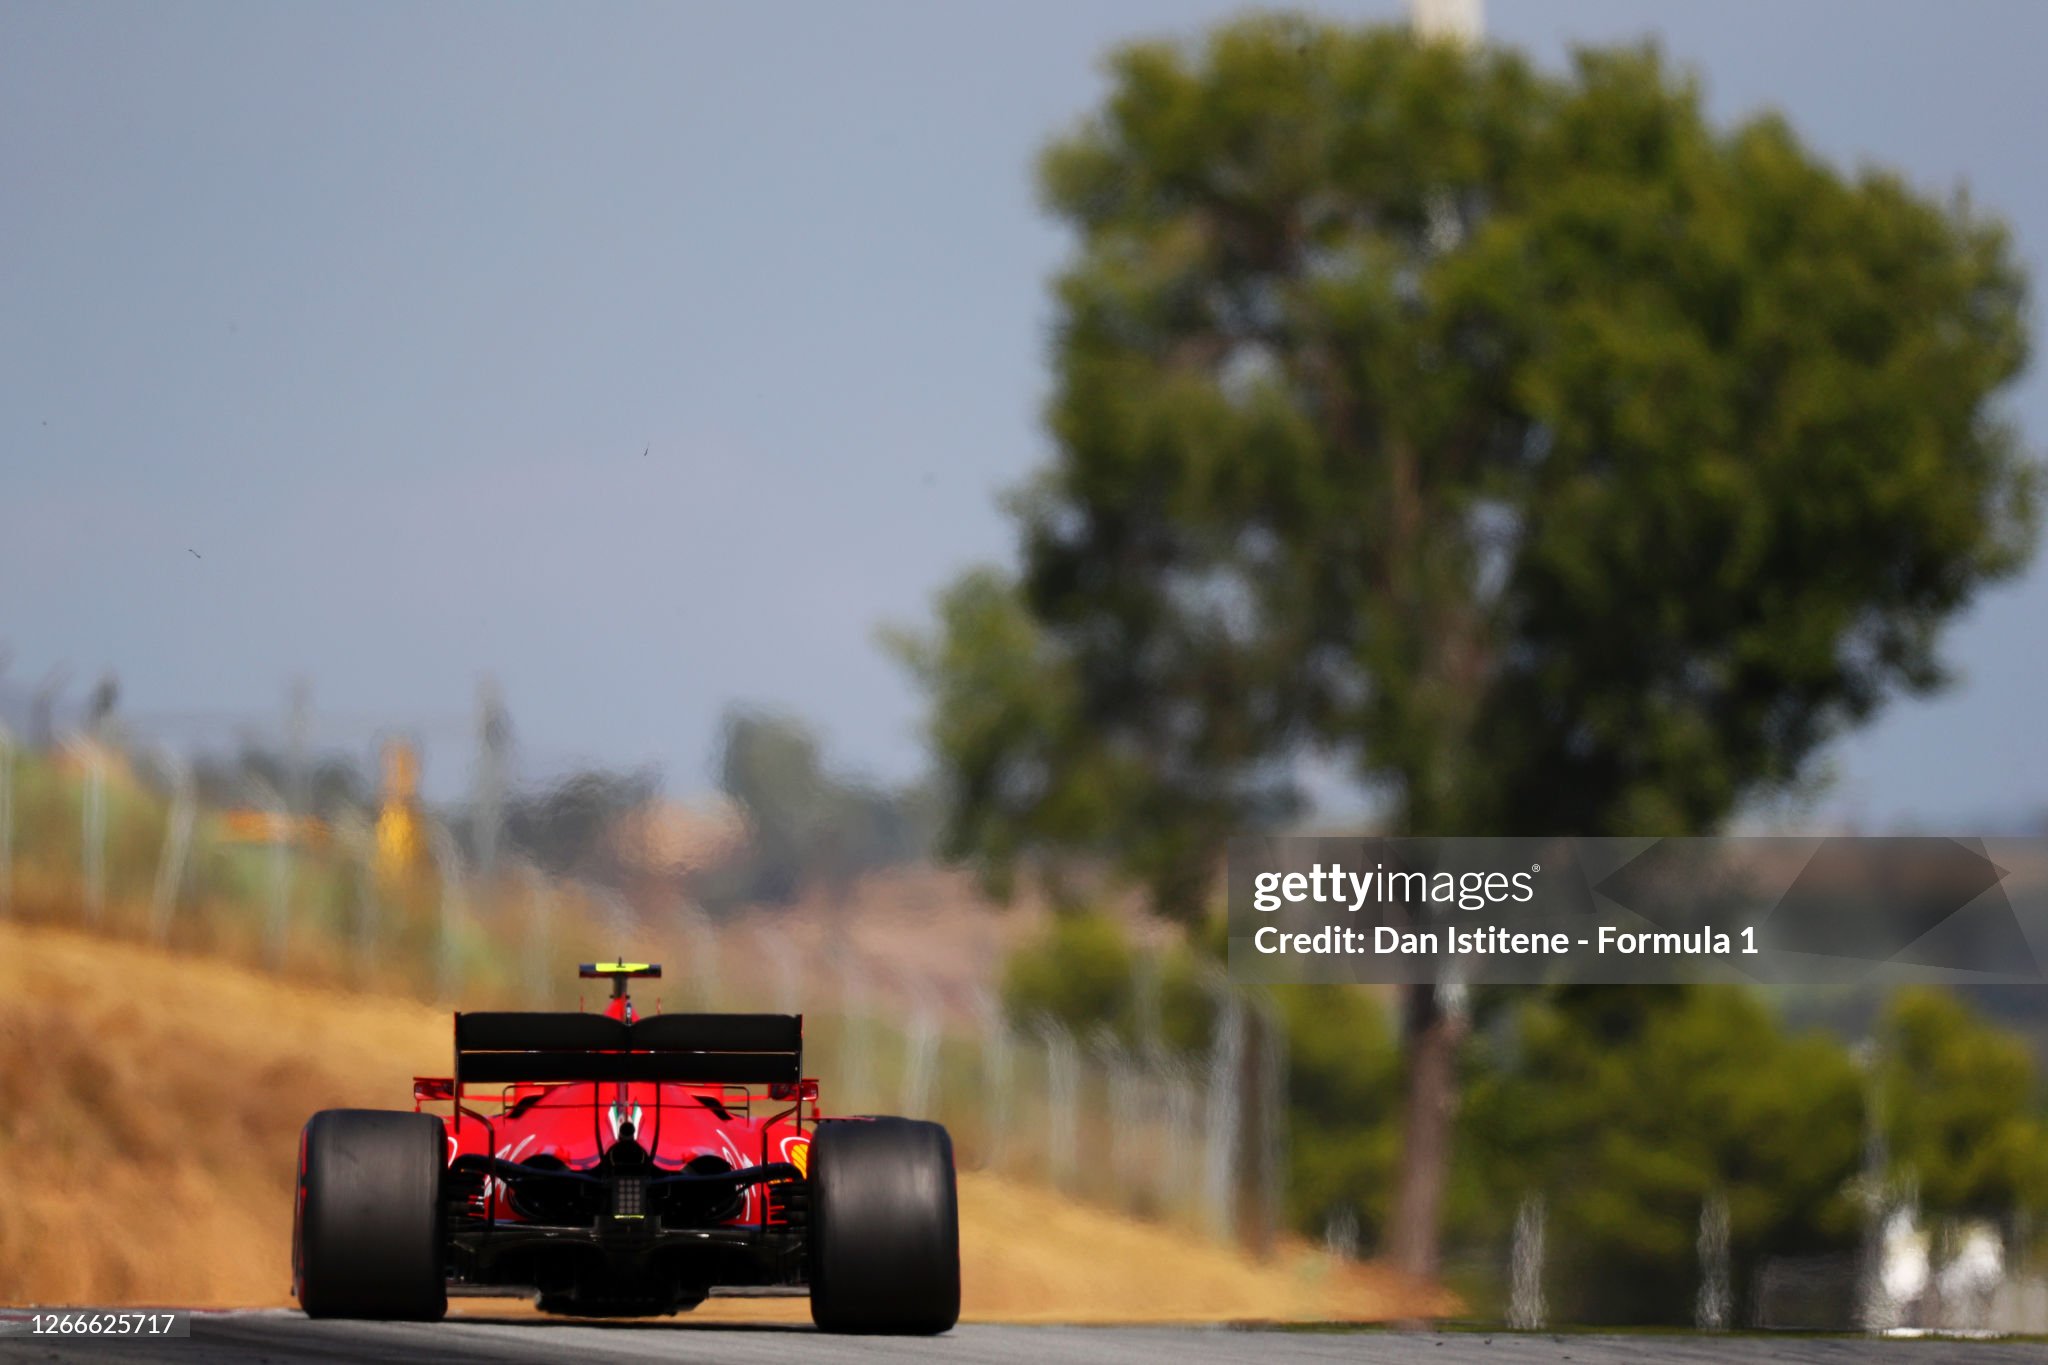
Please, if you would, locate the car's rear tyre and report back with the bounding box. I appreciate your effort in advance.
[807,1117,960,1334]
[294,1108,447,1320]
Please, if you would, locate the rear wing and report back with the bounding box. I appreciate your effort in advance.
[451,1012,803,1088]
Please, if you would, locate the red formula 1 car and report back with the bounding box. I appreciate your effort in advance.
[291,962,959,1333]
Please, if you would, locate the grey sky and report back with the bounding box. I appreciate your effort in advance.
[3,2,2044,827]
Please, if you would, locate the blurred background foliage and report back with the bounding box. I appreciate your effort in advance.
[998,909,2048,1322]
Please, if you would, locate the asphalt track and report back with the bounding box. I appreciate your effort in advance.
[2,1314,2045,1364]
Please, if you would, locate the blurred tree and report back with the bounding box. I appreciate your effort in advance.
[1462,986,1865,1322]
[899,17,2035,1275]
[717,710,831,904]
[1879,988,2048,1221]
[1001,908,1401,1242]
[501,766,659,886]
[702,709,938,909]
[1002,909,1221,1057]
[1276,984,1405,1248]
[1005,911,1143,1034]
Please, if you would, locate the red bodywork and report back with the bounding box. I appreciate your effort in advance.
[411,987,816,1233]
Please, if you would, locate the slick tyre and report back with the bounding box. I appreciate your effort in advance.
[808,1117,960,1334]
[293,1108,447,1320]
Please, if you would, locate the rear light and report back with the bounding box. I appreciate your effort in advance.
[611,1175,646,1220]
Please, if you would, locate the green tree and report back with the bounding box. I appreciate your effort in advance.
[501,766,658,885]
[1464,987,1865,1322]
[899,16,2034,1276]
[1002,909,1222,1057]
[999,910,1405,1248]
[716,710,834,904]
[706,709,937,908]
[1275,985,1405,1247]
[1879,988,2048,1221]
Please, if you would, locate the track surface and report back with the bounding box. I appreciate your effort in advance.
[2,1314,2043,1364]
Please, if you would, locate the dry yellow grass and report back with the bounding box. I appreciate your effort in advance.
[0,918,1450,1323]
